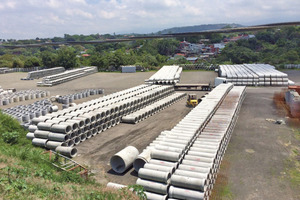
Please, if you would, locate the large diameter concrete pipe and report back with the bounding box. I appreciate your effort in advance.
[55,146,77,158]
[110,146,139,174]
[136,178,169,195]
[170,174,207,192]
[138,168,170,183]
[133,149,152,172]
[169,186,205,200]
[151,149,182,162]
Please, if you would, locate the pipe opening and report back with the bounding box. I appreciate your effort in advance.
[110,155,125,174]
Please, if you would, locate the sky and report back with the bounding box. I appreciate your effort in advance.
[0,0,299,40]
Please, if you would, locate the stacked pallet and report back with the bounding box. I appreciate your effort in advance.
[219,64,289,86]
[37,67,97,86]
[146,65,182,85]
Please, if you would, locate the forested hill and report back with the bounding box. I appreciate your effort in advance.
[159,23,243,34]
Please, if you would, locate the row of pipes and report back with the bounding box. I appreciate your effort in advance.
[2,99,56,125]
[54,89,104,105]
[108,84,246,199]
[26,67,65,79]
[37,66,97,86]
[0,89,50,106]
[26,84,175,157]
[146,66,182,85]
[121,92,186,124]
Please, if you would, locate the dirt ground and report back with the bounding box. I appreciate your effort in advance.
[0,70,299,199]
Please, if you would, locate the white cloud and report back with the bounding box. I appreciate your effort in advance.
[0,0,299,39]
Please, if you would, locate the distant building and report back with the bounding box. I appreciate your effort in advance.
[186,57,199,63]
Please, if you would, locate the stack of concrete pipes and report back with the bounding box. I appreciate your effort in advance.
[54,89,104,107]
[146,65,182,85]
[132,84,237,199]
[26,84,175,157]
[2,99,56,125]
[37,67,97,86]
[122,92,186,124]
[0,89,50,106]
[26,67,65,79]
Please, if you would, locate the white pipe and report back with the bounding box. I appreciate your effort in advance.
[55,146,77,158]
[110,146,139,174]
[170,174,208,191]
[138,168,170,183]
[168,186,205,200]
[136,178,169,195]
[133,149,152,172]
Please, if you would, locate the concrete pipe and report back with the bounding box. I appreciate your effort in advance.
[136,178,169,195]
[152,145,184,154]
[148,159,178,168]
[32,138,48,147]
[51,124,72,134]
[151,141,186,150]
[45,141,67,150]
[48,132,69,142]
[151,149,182,162]
[144,192,167,200]
[110,146,139,174]
[174,169,210,180]
[50,105,59,112]
[72,117,90,126]
[66,119,84,128]
[59,122,78,131]
[122,116,138,124]
[133,149,152,172]
[86,130,92,139]
[169,186,205,200]
[138,168,170,183]
[178,164,212,174]
[106,182,128,190]
[28,125,38,132]
[37,122,55,131]
[55,146,77,158]
[187,151,216,159]
[67,139,75,147]
[184,155,215,164]
[34,130,50,139]
[91,128,97,136]
[80,133,87,142]
[74,136,81,145]
[144,163,175,174]
[181,160,214,169]
[170,175,207,191]
[26,132,35,140]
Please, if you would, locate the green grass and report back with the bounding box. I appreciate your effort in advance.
[0,111,140,199]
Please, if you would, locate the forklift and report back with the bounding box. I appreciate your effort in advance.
[186,94,202,107]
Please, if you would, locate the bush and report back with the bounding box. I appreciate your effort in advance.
[2,131,19,144]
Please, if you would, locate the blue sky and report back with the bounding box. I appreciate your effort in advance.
[0,0,299,39]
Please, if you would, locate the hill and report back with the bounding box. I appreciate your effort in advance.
[159,23,243,34]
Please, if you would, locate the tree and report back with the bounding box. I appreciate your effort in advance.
[12,58,24,68]
[24,57,41,68]
[41,51,57,68]
[56,47,79,69]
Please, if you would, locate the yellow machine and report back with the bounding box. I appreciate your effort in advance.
[186,94,199,107]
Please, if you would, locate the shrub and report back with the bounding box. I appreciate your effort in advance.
[2,131,19,144]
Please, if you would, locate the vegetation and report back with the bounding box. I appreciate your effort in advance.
[0,111,141,199]
[0,26,299,71]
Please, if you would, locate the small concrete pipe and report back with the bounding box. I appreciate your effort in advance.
[55,146,77,158]
[51,124,72,134]
[133,149,152,172]
[136,178,169,195]
[138,168,170,183]
[181,159,214,169]
[34,130,50,139]
[168,186,205,200]
[174,169,211,180]
[48,132,69,142]
[178,164,212,174]
[148,159,178,168]
[184,155,215,164]
[37,122,55,131]
[110,146,139,174]
[151,149,182,162]
[46,141,67,150]
[144,192,167,200]
[170,174,207,191]
[106,182,127,190]
[144,163,175,174]
[26,132,35,140]
[32,138,48,147]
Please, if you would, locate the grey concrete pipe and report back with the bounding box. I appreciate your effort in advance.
[168,185,205,200]
[133,149,152,172]
[144,163,175,174]
[32,138,48,147]
[110,146,139,174]
[174,169,211,180]
[138,168,170,183]
[178,164,212,174]
[181,160,214,169]
[151,149,182,162]
[26,132,35,140]
[34,130,50,139]
[37,122,55,131]
[51,124,72,134]
[170,174,208,191]
[144,191,167,200]
[48,132,69,142]
[46,141,67,150]
[136,178,169,195]
[55,146,77,158]
[184,155,215,164]
[148,159,178,168]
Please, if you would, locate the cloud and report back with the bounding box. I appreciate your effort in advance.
[0,0,299,39]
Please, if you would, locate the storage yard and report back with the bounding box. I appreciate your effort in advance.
[0,69,299,199]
